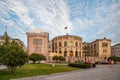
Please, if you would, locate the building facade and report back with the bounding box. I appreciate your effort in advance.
[111,43,120,57]
[85,37,111,62]
[51,34,82,62]
[27,29,112,63]
[27,29,49,62]
[12,39,26,51]
[0,32,26,51]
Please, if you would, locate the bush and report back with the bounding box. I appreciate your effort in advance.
[68,63,91,69]
[108,56,120,62]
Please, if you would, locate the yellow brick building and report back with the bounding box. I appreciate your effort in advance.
[50,36,111,63]
[83,37,111,62]
[51,34,83,62]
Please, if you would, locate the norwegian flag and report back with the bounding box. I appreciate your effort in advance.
[64,26,68,30]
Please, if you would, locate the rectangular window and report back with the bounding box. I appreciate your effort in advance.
[102,42,108,47]
[94,44,96,48]
[64,51,67,57]
[33,39,42,45]
[103,49,107,53]
[64,41,67,47]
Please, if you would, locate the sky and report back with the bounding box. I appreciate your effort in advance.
[0,0,120,46]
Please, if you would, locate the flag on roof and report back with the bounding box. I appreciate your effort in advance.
[64,26,68,30]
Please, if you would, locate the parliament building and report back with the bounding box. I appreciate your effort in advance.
[27,29,111,63]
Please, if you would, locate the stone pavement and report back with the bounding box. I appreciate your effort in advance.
[13,65,120,80]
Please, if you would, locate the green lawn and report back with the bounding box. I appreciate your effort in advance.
[0,64,80,80]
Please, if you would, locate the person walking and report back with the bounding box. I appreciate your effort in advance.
[91,60,96,68]
[108,59,112,68]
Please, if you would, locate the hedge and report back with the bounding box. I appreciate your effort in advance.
[68,63,91,68]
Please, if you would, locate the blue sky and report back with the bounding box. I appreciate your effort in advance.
[0,0,120,46]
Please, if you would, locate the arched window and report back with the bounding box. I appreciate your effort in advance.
[64,51,67,57]
[75,42,78,47]
[59,51,62,54]
[79,42,81,47]
[75,51,78,57]
[55,42,57,48]
[59,42,62,47]
[64,41,67,47]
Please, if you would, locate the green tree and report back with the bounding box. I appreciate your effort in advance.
[3,32,10,45]
[53,55,59,62]
[0,41,28,74]
[58,56,65,63]
[53,56,65,63]
[29,53,46,63]
[108,56,120,62]
[29,53,40,63]
[39,54,46,61]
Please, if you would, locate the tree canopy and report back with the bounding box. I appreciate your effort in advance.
[29,53,46,63]
[53,56,65,63]
[0,39,28,74]
[108,56,120,62]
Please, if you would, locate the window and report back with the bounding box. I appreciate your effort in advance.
[64,51,67,57]
[75,42,78,47]
[59,48,61,51]
[75,51,78,57]
[33,39,42,45]
[55,43,57,48]
[64,41,67,47]
[59,51,62,54]
[79,43,81,47]
[103,49,107,53]
[59,42,62,47]
[102,42,108,47]
[65,48,67,51]
[91,45,93,48]
[94,44,96,48]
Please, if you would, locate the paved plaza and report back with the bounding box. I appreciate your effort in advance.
[13,64,120,80]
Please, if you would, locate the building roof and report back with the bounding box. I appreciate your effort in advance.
[27,28,48,34]
[112,43,120,47]
[52,34,82,41]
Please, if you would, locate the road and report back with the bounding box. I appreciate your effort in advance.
[13,64,120,80]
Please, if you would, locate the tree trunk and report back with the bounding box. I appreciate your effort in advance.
[33,61,36,64]
[10,67,16,74]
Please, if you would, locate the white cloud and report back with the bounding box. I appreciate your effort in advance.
[72,18,94,33]
[26,0,72,35]
[6,0,35,29]
[0,17,25,34]
[0,0,120,46]
[0,0,73,45]
[89,1,120,43]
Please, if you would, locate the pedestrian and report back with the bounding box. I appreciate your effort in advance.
[91,60,96,68]
[108,59,112,68]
